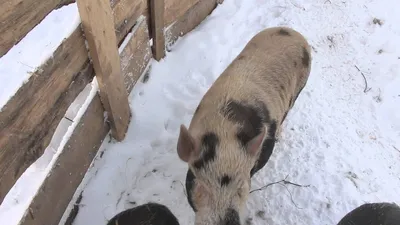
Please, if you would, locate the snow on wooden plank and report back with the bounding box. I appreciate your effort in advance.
[150,0,166,61]
[0,0,147,205]
[0,0,64,57]
[76,0,131,141]
[0,28,90,205]
[165,0,218,49]
[17,82,110,225]
[164,0,198,26]
[119,16,152,93]
[17,17,152,225]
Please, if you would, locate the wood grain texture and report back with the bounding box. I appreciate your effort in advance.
[18,94,110,225]
[0,0,61,57]
[165,0,217,49]
[55,0,76,9]
[0,28,89,205]
[77,0,131,141]
[0,0,147,204]
[150,0,166,60]
[164,0,198,26]
[113,0,147,45]
[120,16,152,93]
[18,18,153,225]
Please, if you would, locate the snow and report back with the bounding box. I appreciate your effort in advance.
[0,3,80,110]
[0,78,99,225]
[0,3,83,224]
[66,0,400,225]
[1,0,399,224]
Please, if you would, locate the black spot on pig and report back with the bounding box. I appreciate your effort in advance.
[221,99,270,147]
[251,121,277,176]
[302,47,310,67]
[336,202,400,225]
[185,169,197,211]
[256,100,270,122]
[221,208,241,225]
[193,132,219,169]
[221,100,259,124]
[220,175,232,186]
[278,28,291,36]
[106,202,179,225]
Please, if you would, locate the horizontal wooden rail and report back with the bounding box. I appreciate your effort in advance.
[164,0,198,26]
[18,17,152,225]
[165,0,218,48]
[0,0,147,205]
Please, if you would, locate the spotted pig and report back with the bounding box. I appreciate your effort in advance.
[176,27,312,225]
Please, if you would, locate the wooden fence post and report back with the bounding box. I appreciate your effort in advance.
[76,0,131,141]
[150,0,166,61]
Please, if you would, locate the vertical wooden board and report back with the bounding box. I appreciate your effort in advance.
[165,0,217,49]
[120,17,152,93]
[149,0,166,61]
[18,95,110,225]
[76,0,131,141]
[164,0,198,26]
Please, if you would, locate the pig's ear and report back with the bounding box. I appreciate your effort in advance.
[177,124,197,162]
[245,126,267,157]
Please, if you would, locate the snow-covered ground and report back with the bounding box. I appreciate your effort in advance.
[2,0,400,224]
[67,0,400,224]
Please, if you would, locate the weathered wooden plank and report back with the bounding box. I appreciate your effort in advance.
[0,0,148,57]
[164,0,198,26]
[0,28,89,205]
[55,0,76,9]
[113,0,147,45]
[120,16,152,93]
[150,0,166,60]
[0,0,147,204]
[18,94,110,225]
[0,0,65,57]
[18,18,152,225]
[77,0,131,141]
[165,0,217,49]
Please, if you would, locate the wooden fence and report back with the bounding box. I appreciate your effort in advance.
[0,0,220,224]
